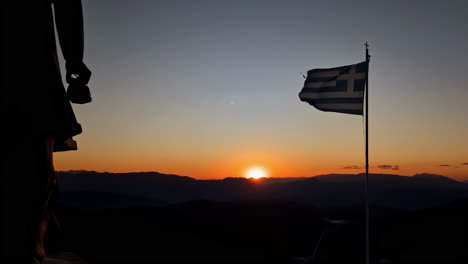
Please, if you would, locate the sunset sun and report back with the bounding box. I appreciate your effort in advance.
[245,166,268,179]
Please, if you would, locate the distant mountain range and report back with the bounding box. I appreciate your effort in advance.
[55,171,468,209]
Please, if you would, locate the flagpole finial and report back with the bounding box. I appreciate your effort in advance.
[364,42,370,61]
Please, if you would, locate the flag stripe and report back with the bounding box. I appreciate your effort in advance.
[319,109,363,115]
[312,103,363,110]
[306,70,341,78]
[307,65,350,75]
[300,97,363,104]
[337,72,366,80]
[303,80,348,91]
[300,86,347,93]
[309,102,363,115]
[304,81,337,88]
[299,91,364,99]
[305,77,338,83]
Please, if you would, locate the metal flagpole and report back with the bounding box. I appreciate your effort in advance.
[364,42,370,264]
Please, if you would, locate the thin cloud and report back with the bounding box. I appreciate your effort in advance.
[377,165,392,169]
[342,166,362,169]
[462,163,468,165]
[378,165,399,170]
[439,164,451,167]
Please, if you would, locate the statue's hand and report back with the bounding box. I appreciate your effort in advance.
[66,61,91,85]
[66,61,92,104]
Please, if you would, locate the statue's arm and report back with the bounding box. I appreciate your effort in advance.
[53,0,84,63]
[53,0,90,85]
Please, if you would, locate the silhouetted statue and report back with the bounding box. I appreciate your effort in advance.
[1,0,91,263]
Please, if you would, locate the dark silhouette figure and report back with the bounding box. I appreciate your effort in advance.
[1,0,91,263]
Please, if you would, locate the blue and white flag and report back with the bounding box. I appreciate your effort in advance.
[299,61,368,115]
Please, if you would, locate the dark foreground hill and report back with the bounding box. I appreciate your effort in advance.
[56,171,468,209]
[46,199,468,264]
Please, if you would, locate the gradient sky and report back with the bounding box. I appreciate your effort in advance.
[54,0,468,180]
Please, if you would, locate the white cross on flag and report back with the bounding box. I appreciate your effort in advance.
[299,61,368,115]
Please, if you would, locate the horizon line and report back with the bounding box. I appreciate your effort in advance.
[54,170,465,182]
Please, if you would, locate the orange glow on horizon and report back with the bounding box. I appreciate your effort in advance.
[244,166,268,179]
[53,146,468,182]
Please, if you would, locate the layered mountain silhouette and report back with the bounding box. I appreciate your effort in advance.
[48,196,468,263]
[55,171,468,209]
[50,172,468,263]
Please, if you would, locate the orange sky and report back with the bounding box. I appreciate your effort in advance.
[54,131,468,181]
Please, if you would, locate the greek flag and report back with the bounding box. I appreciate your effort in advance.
[299,61,368,115]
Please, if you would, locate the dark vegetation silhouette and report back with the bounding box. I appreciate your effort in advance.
[44,171,468,263]
[46,196,468,263]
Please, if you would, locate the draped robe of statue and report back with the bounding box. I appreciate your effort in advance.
[3,0,86,150]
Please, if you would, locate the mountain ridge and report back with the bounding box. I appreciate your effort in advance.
[56,170,464,182]
[55,171,468,209]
